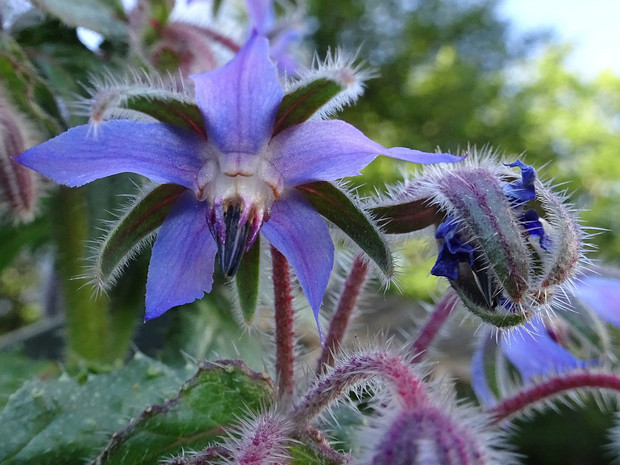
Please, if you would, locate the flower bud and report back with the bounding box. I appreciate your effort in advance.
[374,150,583,327]
[362,404,512,465]
[0,94,38,222]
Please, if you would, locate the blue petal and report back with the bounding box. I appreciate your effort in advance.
[430,217,474,280]
[16,121,205,190]
[261,190,334,334]
[245,0,274,33]
[504,159,537,204]
[190,34,282,154]
[145,191,217,320]
[576,276,620,328]
[521,209,552,250]
[270,120,463,187]
[471,336,498,406]
[501,317,590,382]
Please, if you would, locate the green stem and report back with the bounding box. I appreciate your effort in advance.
[52,187,114,366]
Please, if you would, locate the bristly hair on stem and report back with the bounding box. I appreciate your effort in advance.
[271,246,296,402]
[317,254,369,374]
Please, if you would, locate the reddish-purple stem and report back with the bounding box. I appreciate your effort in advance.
[489,371,620,423]
[317,255,369,374]
[193,24,241,52]
[410,291,458,360]
[294,350,430,425]
[271,246,295,400]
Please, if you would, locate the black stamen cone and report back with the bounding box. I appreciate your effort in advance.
[217,205,253,277]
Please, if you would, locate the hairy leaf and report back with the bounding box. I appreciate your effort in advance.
[94,360,274,465]
[0,354,191,465]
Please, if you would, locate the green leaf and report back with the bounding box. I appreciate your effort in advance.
[273,78,345,135]
[0,353,191,465]
[235,239,261,324]
[30,0,128,39]
[370,199,440,234]
[94,360,275,465]
[94,184,185,289]
[124,95,207,137]
[298,182,393,278]
[0,351,58,410]
[0,36,65,136]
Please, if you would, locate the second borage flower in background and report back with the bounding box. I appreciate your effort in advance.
[16,34,461,329]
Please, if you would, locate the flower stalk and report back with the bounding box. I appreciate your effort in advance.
[488,371,620,423]
[411,291,459,360]
[272,246,296,401]
[317,255,368,374]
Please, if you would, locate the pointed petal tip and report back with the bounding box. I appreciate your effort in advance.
[385,147,466,164]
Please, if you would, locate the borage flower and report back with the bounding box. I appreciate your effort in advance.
[17,34,460,327]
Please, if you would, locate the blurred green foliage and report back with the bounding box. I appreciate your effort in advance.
[309,0,620,253]
[308,0,620,302]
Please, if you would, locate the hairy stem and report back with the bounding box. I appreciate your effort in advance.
[52,187,114,366]
[411,291,458,360]
[271,246,295,401]
[317,255,369,374]
[294,350,429,425]
[489,371,620,423]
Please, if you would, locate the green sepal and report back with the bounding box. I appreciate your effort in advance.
[94,360,275,465]
[124,95,207,137]
[298,181,393,278]
[95,184,185,288]
[371,199,441,234]
[438,169,530,301]
[30,0,128,39]
[455,286,530,328]
[0,36,65,136]
[235,239,261,324]
[273,78,345,135]
[450,266,530,328]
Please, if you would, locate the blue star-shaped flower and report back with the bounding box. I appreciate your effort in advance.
[16,34,459,325]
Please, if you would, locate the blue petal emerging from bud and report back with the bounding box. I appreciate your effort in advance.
[503,159,536,204]
[430,217,474,281]
[520,209,551,251]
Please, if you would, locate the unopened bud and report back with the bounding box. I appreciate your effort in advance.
[363,405,508,465]
[373,150,583,327]
[0,95,38,222]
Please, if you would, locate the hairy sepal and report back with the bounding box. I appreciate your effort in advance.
[84,72,206,137]
[273,78,345,135]
[92,183,185,290]
[274,50,372,135]
[371,199,441,234]
[297,181,394,279]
